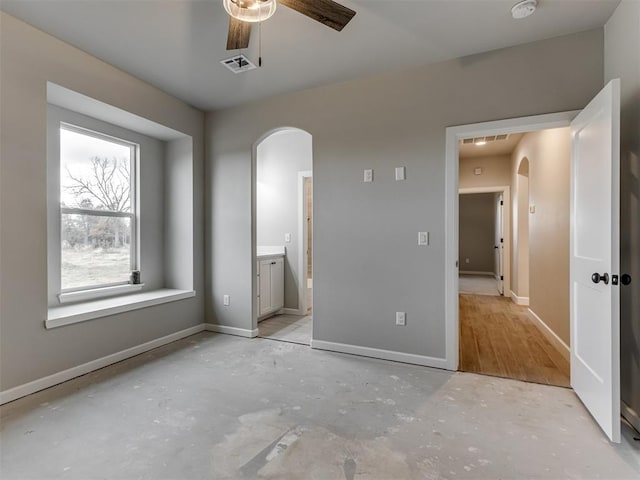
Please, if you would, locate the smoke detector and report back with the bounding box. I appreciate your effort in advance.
[511,0,537,19]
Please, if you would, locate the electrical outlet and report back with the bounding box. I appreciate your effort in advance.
[223,295,230,306]
[396,312,406,326]
[364,169,373,183]
[465,258,470,264]
[418,232,429,246]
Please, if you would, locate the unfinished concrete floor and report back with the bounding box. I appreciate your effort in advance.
[1,333,638,479]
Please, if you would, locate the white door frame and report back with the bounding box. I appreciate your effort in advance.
[298,170,312,315]
[458,186,511,297]
[444,111,579,370]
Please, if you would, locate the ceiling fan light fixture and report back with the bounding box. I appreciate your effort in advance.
[223,0,277,23]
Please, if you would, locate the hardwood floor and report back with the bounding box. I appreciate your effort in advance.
[459,294,570,387]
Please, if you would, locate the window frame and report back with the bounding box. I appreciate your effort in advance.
[58,122,140,296]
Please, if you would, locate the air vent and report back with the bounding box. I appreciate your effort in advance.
[220,54,256,74]
[460,134,510,145]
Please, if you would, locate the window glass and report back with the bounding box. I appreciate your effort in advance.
[60,126,135,290]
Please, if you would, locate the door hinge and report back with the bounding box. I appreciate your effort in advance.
[500,200,504,206]
[500,238,504,243]
[500,275,504,281]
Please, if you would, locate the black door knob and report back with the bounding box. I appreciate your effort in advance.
[592,273,609,285]
[621,274,632,286]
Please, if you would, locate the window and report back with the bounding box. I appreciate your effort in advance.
[59,124,138,293]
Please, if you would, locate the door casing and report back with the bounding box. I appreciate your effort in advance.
[458,187,511,297]
[444,111,579,371]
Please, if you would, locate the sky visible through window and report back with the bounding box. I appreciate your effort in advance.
[60,128,131,211]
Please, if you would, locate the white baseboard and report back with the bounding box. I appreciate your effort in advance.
[527,308,570,362]
[205,323,258,338]
[0,324,205,405]
[460,271,494,276]
[311,339,450,370]
[510,291,530,306]
[622,401,640,434]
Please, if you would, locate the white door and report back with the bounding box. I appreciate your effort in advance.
[494,194,504,295]
[570,79,621,443]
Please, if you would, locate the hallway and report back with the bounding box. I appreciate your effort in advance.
[459,294,570,387]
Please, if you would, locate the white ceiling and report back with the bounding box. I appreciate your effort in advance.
[1,0,620,110]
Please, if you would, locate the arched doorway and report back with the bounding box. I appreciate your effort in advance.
[252,128,313,345]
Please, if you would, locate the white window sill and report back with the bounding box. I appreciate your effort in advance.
[46,289,196,329]
[58,283,144,304]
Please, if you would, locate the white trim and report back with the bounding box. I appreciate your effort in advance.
[311,339,449,370]
[622,402,640,434]
[205,323,259,338]
[0,324,205,405]
[445,111,579,372]
[459,271,494,276]
[279,308,303,316]
[527,308,570,362]
[510,291,530,306]
[47,289,196,329]
[298,170,313,316]
[58,283,144,304]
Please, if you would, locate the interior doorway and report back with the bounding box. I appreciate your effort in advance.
[458,189,508,297]
[253,128,313,346]
[455,128,572,388]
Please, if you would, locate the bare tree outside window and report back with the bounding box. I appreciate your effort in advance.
[60,126,136,290]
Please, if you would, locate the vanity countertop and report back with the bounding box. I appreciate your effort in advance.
[257,246,285,258]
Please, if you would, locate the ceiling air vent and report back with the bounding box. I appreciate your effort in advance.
[220,54,256,74]
[460,134,511,145]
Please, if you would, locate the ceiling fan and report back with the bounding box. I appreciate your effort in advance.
[224,0,356,50]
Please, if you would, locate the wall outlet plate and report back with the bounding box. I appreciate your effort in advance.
[223,295,230,306]
[364,169,373,183]
[395,166,406,181]
[396,312,406,326]
[418,232,429,246]
[285,233,292,243]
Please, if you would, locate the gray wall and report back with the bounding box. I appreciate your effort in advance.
[206,29,604,358]
[459,193,496,273]
[512,128,571,345]
[0,13,204,391]
[459,155,511,189]
[605,0,640,428]
[256,129,312,310]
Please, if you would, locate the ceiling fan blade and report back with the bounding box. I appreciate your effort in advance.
[279,0,356,32]
[227,17,252,50]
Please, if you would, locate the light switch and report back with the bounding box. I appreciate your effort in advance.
[396,312,406,326]
[223,295,230,306]
[474,167,483,175]
[418,232,429,246]
[285,233,292,243]
[529,205,536,214]
[395,167,406,181]
[364,169,373,183]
